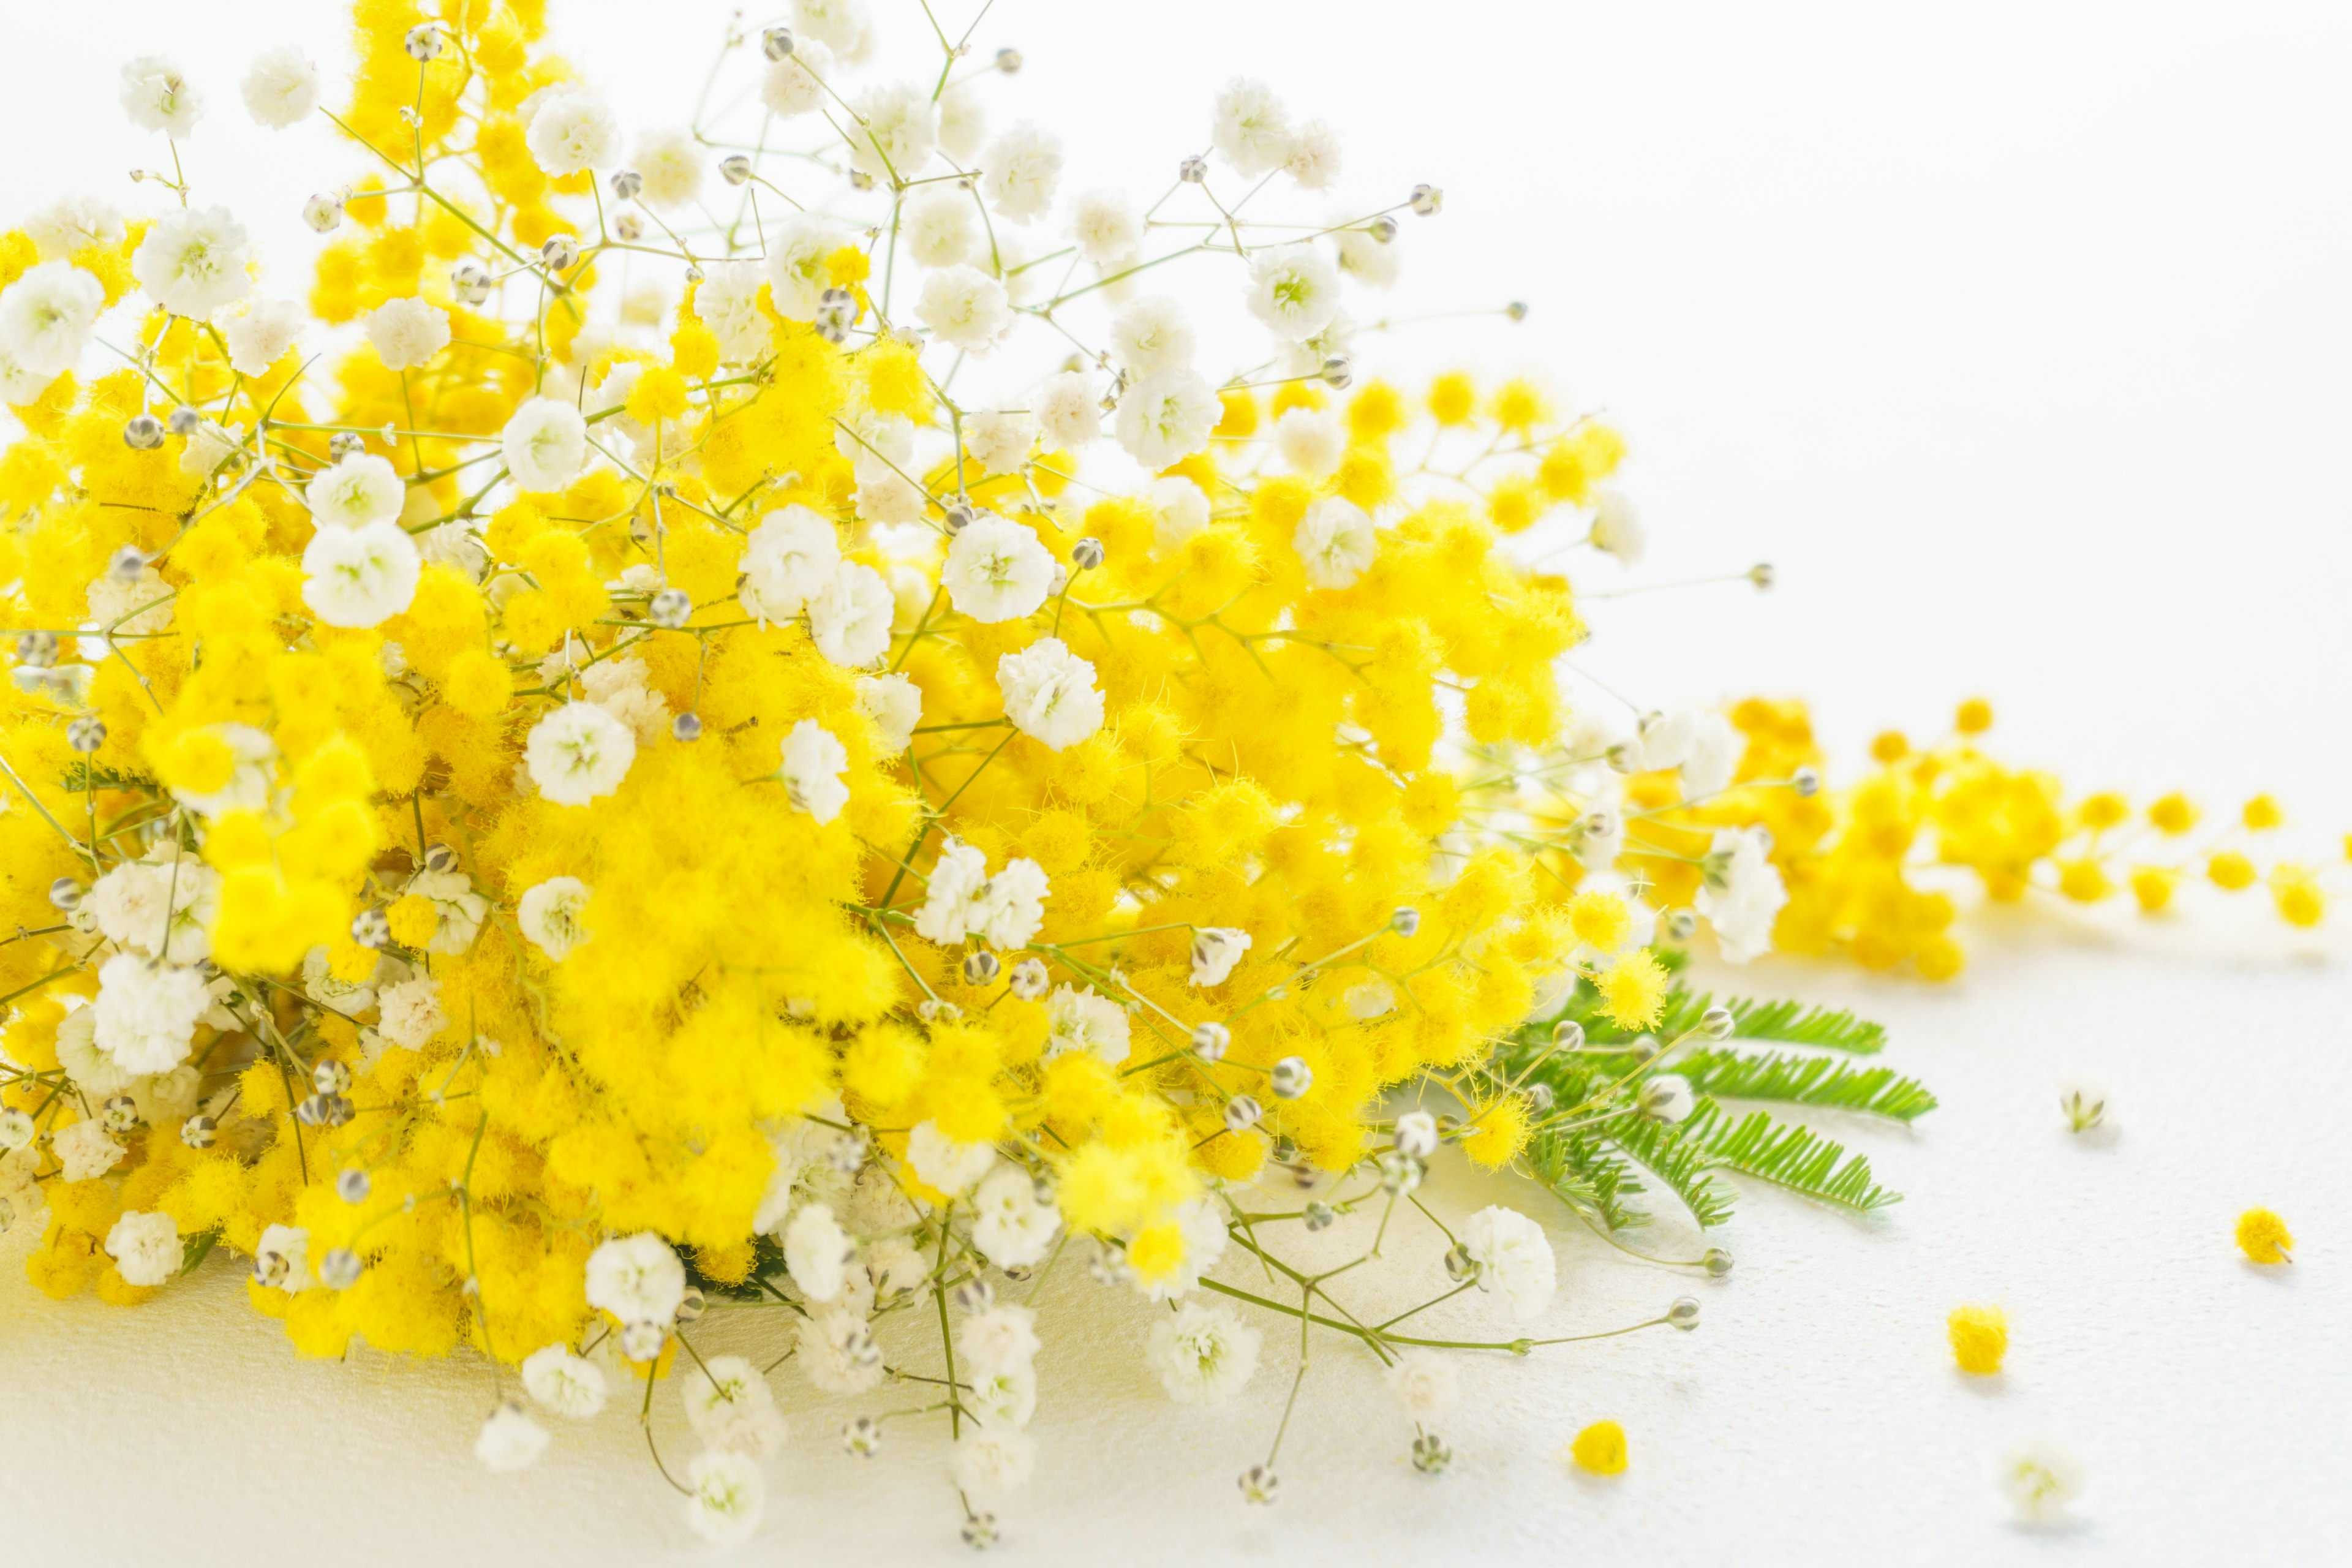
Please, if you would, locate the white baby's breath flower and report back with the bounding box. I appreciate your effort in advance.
[1045,984,1130,1067]
[301,519,420,628]
[1385,1349,1460,1419]
[526,88,620,176]
[907,1118,995,1197]
[25,195,125,262]
[854,672,922,753]
[784,1202,854,1302]
[1697,826,1787,965]
[366,297,450,372]
[938,75,985,159]
[759,37,835,119]
[301,944,376,1016]
[1999,1440,2085,1524]
[305,453,405,530]
[965,409,1036,475]
[846,81,939,183]
[1283,118,1343,189]
[501,397,589,492]
[794,0,871,56]
[631,126,703,209]
[0,263,104,377]
[1108,296,1196,377]
[104,1210,181,1288]
[901,183,979,269]
[960,1302,1041,1379]
[780,719,851,825]
[944,513,1054,624]
[1150,477,1211,551]
[766,214,850,320]
[950,1427,1036,1500]
[1461,1205,1556,1324]
[473,1404,549,1473]
[252,1224,310,1292]
[526,702,636,807]
[968,1363,1038,1431]
[585,1232,686,1325]
[1068,190,1142,268]
[1274,406,1344,477]
[374,975,447,1052]
[1246,244,1342,343]
[1147,1300,1261,1404]
[1035,371,1101,450]
[1189,927,1252,987]
[1590,488,1645,565]
[132,206,251,319]
[1680,713,1744,801]
[914,838,989,946]
[91,954,209,1076]
[682,1355,788,1458]
[56,1008,129,1096]
[799,1306,885,1393]
[1210,78,1291,177]
[53,1119,125,1183]
[1115,369,1219,469]
[88,855,217,964]
[737,503,840,623]
[978,122,1063,223]
[682,1450,764,1545]
[1333,223,1401,288]
[997,636,1104,751]
[120,56,204,137]
[517,876,592,961]
[692,260,771,364]
[1293,496,1377,590]
[971,858,1049,951]
[241,46,320,129]
[808,560,895,668]
[220,298,304,377]
[916,264,1011,355]
[578,655,669,744]
[971,1166,1060,1270]
[521,1345,608,1419]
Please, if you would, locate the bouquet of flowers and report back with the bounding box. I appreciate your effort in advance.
[0,0,2335,1547]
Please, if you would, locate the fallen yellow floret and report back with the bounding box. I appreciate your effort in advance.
[1566,1420,1628,1476]
[1947,1303,2008,1375]
[2236,1208,2293,1264]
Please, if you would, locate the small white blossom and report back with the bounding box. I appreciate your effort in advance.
[53,1118,126,1183]
[104,1210,181,1287]
[526,88,620,176]
[1147,1300,1261,1404]
[845,81,939,184]
[1293,496,1377,590]
[301,519,420,628]
[900,183,979,269]
[944,513,1054,624]
[907,1119,995,1197]
[683,1450,764,1545]
[1210,78,1291,178]
[1189,927,1253,987]
[25,196,125,262]
[474,1404,549,1473]
[1273,406,1344,477]
[1333,222,1401,288]
[681,1354,788,1459]
[526,701,636,807]
[631,126,703,210]
[1697,826,1787,965]
[914,838,990,945]
[971,858,1049,951]
[938,75,985,160]
[971,1166,1060,1270]
[1680,713,1744,801]
[780,719,851,825]
[760,38,835,119]
[521,1344,608,1419]
[1142,1196,1231,1302]
[91,954,209,1076]
[1115,369,1219,469]
[120,56,204,138]
[997,636,1104,751]
[500,397,589,493]
[1068,189,1142,268]
[2000,1440,2085,1523]
[766,215,851,320]
[916,264,1011,355]
[1283,118,1343,189]
[374,975,447,1052]
[132,206,251,319]
[1035,371,1101,450]
[252,1224,310,1292]
[692,260,771,364]
[579,655,669,745]
[88,855,217,963]
[585,1232,686,1325]
[794,0,872,56]
[1590,488,1645,565]
[1384,1349,1460,1419]
[1108,296,1196,378]
[1046,984,1130,1067]
[798,1307,885,1393]
[978,122,1063,223]
[1461,1205,1556,1324]
[1246,244,1342,343]
[366,297,450,372]
[0,263,104,377]
[969,1363,1038,1431]
[1150,477,1212,551]
[306,453,405,530]
[517,876,592,961]
[808,560,894,668]
[56,1008,129,1096]
[301,945,377,1015]
[950,1427,1036,1500]
[855,672,922,752]
[403,867,486,956]
[241,46,320,129]
[737,503,841,623]
[965,409,1037,475]
[960,1303,1041,1378]
[783,1199,854,1303]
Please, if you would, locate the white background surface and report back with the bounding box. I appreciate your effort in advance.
[2,2,2349,1564]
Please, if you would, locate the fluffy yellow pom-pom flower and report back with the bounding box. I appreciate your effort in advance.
[2236,1208,2294,1264]
[1566,1420,1629,1476]
[1947,1304,2008,1375]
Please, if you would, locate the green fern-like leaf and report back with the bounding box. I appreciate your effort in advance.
[1691,1104,1902,1213]
[1709,998,1888,1054]
[1676,1047,1935,1121]
[1526,1129,1651,1232]
[1604,1110,1736,1230]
